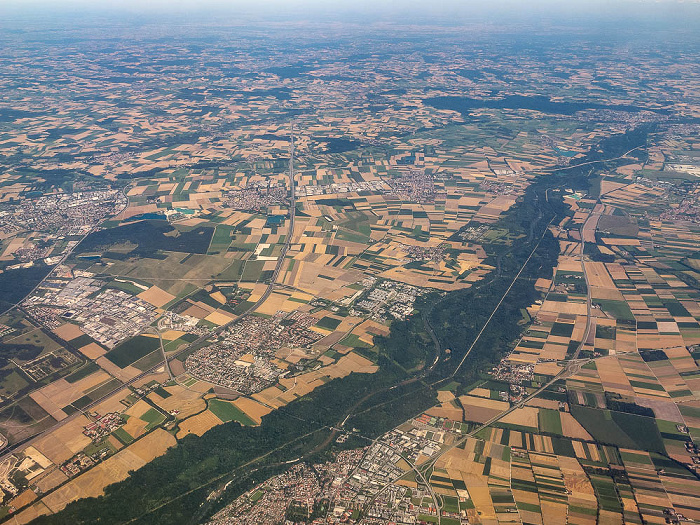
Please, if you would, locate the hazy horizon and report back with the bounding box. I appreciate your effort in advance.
[2,0,700,25]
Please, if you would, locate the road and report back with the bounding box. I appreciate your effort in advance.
[0,137,642,511]
[149,325,173,381]
[0,127,298,462]
[130,144,646,524]
[0,189,130,319]
[449,216,556,379]
[407,200,601,500]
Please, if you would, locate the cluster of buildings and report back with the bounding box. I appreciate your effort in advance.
[352,279,424,322]
[301,180,387,197]
[490,361,534,403]
[401,243,447,263]
[0,190,126,266]
[60,452,96,478]
[577,108,669,125]
[208,449,364,525]
[82,412,125,442]
[363,484,437,524]
[62,413,128,478]
[660,193,700,223]
[23,275,103,329]
[23,275,158,348]
[0,190,125,236]
[19,349,81,382]
[185,311,324,393]
[338,416,468,524]
[211,414,466,524]
[158,311,203,334]
[479,180,517,196]
[459,224,489,242]
[0,324,14,338]
[7,243,53,265]
[386,170,438,203]
[333,424,448,520]
[683,439,700,471]
[225,184,288,211]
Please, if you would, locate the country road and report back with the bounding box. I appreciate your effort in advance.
[0,127,298,463]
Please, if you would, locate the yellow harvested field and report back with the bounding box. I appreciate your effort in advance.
[426,404,462,421]
[8,500,53,525]
[78,342,106,360]
[500,406,539,428]
[458,395,508,411]
[600,237,640,245]
[8,489,37,511]
[33,415,92,464]
[29,369,111,422]
[32,370,110,410]
[210,290,226,304]
[204,310,235,325]
[38,429,176,515]
[255,292,299,315]
[459,395,508,423]
[148,384,206,419]
[560,412,593,440]
[466,387,493,399]
[96,356,141,382]
[34,468,69,494]
[52,323,85,341]
[525,398,560,410]
[437,390,456,403]
[122,400,153,439]
[176,409,223,438]
[232,397,273,424]
[137,286,175,307]
[161,329,186,341]
[91,389,133,416]
[584,261,616,289]
[253,352,377,407]
[252,386,288,409]
[541,300,588,315]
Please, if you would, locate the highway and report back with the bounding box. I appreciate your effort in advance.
[449,216,556,379]
[0,188,130,319]
[0,126,298,462]
[402,200,601,513]
[0,137,643,510]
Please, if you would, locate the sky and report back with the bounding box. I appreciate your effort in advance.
[2,0,700,26]
[2,0,699,13]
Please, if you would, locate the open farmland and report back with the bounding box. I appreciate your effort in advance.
[1,8,700,525]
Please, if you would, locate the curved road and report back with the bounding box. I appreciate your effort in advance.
[0,128,297,462]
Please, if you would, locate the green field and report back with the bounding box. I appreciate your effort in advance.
[538,408,563,435]
[595,299,635,321]
[208,225,235,254]
[140,408,166,431]
[208,399,257,426]
[64,362,100,383]
[85,378,122,401]
[112,427,134,445]
[441,495,460,513]
[241,260,265,282]
[92,252,232,295]
[571,406,664,452]
[316,316,341,330]
[610,411,666,453]
[105,336,160,368]
[339,333,371,348]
